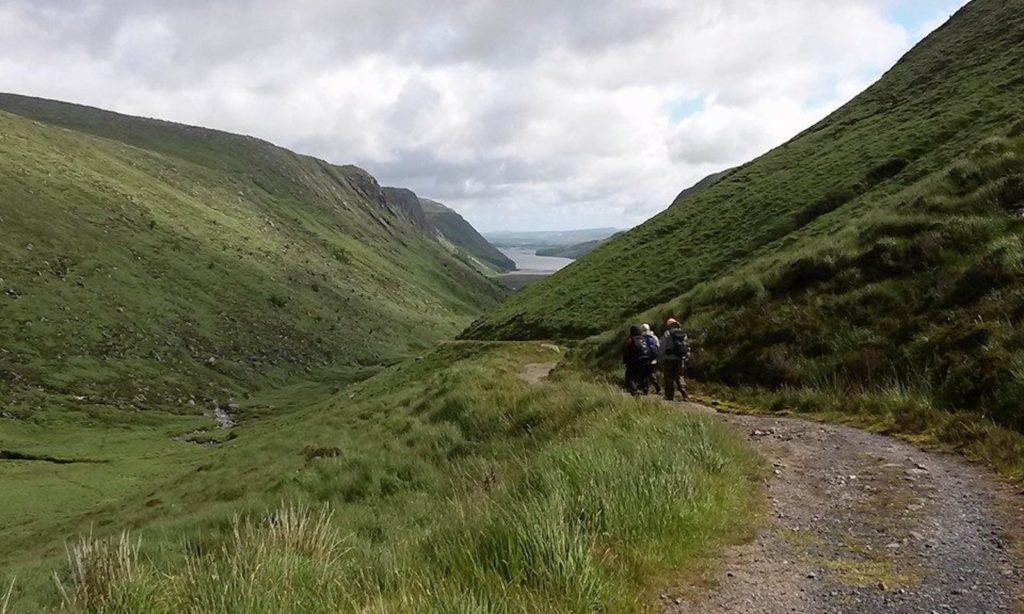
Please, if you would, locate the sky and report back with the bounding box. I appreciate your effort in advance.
[0,0,969,231]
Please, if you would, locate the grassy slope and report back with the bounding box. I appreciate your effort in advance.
[3,343,760,612]
[0,95,505,412]
[421,198,517,273]
[466,0,1024,341]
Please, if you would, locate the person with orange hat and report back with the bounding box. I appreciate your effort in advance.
[659,318,691,401]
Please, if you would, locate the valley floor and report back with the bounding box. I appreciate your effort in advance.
[664,404,1024,613]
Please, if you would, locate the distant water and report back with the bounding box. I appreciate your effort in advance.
[499,248,574,274]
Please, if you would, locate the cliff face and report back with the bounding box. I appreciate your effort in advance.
[383,187,432,231]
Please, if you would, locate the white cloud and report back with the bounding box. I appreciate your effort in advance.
[0,0,968,231]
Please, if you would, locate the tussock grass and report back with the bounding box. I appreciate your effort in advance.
[53,530,142,612]
[231,504,347,564]
[39,343,760,613]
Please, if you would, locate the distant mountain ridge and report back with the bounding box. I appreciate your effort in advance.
[485,228,621,249]
[420,198,516,273]
[533,171,729,260]
[377,187,515,273]
[535,234,623,259]
[382,187,434,232]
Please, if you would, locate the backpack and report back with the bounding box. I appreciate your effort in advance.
[665,330,691,359]
[638,335,656,361]
[624,335,645,364]
[645,334,660,357]
[632,335,651,362]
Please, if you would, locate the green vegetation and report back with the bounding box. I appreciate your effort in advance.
[421,198,516,273]
[466,0,1024,462]
[0,94,505,413]
[2,343,760,612]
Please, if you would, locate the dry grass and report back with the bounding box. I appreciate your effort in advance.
[1,578,14,614]
[232,504,349,564]
[53,530,140,612]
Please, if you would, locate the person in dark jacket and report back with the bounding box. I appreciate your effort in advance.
[622,325,648,396]
[659,318,691,401]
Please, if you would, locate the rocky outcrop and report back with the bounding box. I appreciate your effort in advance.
[383,187,432,231]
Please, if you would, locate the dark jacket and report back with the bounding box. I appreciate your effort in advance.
[660,329,691,361]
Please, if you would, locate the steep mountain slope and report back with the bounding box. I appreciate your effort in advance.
[465,0,1024,431]
[421,198,516,273]
[466,0,1024,341]
[0,95,505,410]
[381,186,433,232]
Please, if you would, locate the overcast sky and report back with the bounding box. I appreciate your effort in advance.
[1,0,968,231]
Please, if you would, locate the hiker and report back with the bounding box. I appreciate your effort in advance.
[659,318,691,401]
[640,323,662,395]
[622,325,648,396]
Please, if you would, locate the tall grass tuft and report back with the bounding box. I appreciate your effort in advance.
[1,577,14,614]
[160,504,352,613]
[232,504,347,564]
[53,530,141,612]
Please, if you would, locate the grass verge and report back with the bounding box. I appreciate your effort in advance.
[7,343,761,612]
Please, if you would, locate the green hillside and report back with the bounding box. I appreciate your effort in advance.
[465,0,1024,435]
[420,197,517,273]
[466,0,1024,342]
[0,94,505,412]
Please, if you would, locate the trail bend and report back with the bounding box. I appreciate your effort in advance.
[665,405,1023,614]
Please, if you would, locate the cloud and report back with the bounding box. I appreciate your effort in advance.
[0,0,968,231]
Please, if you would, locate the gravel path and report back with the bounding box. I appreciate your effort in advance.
[662,404,1024,614]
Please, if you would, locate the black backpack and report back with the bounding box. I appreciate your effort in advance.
[629,335,649,362]
[665,330,691,359]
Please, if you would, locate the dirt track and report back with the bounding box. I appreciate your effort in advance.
[663,405,1024,614]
